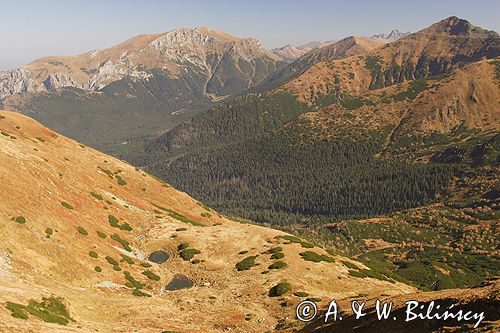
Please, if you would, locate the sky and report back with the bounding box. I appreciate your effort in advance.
[0,0,499,70]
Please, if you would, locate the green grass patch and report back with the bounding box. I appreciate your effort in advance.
[264,247,283,254]
[271,252,285,260]
[5,302,28,319]
[88,251,98,258]
[142,270,161,281]
[276,235,314,248]
[169,211,205,226]
[306,297,322,302]
[5,296,74,325]
[97,231,107,239]
[94,266,102,272]
[341,260,359,270]
[236,256,258,271]
[77,227,88,236]
[179,249,201,261]
[14,216,26,224]
[132,289,151,297]
[293,291,309,297]
[393,78,429,101]
[140,262,152,268]
[108,215,119,227]
[269,282,291,297]
[110,233,132,251]
[121,254,134,265]
[177,242,190,251]
[98,167,114,179]
[61,202,74,210]
[348,269,390,282]
[153,205,205,226]
[299,251,335,263]
[119,222,133,231]
[124,271,144,289]
[268,261,287,270]
[105,256,119,266]
[116,175,127,186]
[90,192,103,200]
[107,215,133,231]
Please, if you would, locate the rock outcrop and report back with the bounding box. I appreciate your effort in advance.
[0,68,44,99]
[370,29,411,42]
[42,72,77,89]
[0,27,283,99]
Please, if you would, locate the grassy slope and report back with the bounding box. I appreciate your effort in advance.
[0,110,412,333]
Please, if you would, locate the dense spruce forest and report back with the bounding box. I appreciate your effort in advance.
[145,113,455,224]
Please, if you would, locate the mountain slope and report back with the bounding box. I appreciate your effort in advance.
[255,36,384,93]
[282,16,499,102]
[271,40,337,61]
[294,58,500,151]
[0,27,286,154]
[137,17,499,226]
[0,110,413,332]
[1,27,283,98]
[299,278,499,332]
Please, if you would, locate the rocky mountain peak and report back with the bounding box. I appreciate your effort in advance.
[428,16,498,37]
[371,29,411,42]
[149,28,217,50]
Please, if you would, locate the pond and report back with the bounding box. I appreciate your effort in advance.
[148,250,169,264]
[164,274,194,291]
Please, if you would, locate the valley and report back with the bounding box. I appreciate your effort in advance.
[0,110,415,332]
[0,13,498,333]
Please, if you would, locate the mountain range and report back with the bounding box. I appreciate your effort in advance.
[0,15,499,332]
[0,26,414,155]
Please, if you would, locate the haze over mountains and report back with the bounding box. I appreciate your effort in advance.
[0,26,413,155]
[0,27,283,98]
[272,29,410,61]
[0,15,499,332]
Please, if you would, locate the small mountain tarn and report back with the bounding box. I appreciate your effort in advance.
[148,250,170,264]
[163,274,194,291]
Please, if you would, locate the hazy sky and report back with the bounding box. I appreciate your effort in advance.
[1,0,499,70]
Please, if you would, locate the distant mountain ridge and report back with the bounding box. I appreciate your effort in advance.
[0,27,287,153]
[257,36,384,92]
[271,29,410,62]
[0,27,284,99]
[282,16,500,102]
[370,29,411,42]
[272,40,336,61]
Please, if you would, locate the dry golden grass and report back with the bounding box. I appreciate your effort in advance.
[0,111,414,332]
